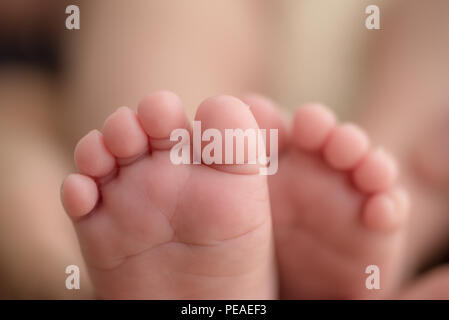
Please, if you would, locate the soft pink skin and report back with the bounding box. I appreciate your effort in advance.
[398,265,449,300]
[61,92,277,299]
[245,97,409,299]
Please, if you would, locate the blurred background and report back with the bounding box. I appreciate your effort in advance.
[1,0,449,298]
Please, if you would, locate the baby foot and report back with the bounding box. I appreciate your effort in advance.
[61,92,277,299]
[244,95,408,299]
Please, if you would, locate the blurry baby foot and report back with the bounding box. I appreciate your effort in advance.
[245,95,408,299]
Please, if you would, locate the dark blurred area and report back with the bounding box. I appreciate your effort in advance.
[0,0,66,74]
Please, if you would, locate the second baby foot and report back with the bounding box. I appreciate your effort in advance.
[244,95,409,299]
[61,92,277,299]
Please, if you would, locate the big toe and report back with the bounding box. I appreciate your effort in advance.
[194,95,267,175]
[241,93,288,154]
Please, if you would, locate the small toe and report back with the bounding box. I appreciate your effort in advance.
[74,130,116,177]
[362,188,408,232]
[323,123,370,170]
[292,103,336,151]
[102,106,148,158]
[363,193,401,232]
[61,173,99,220]
[137,91,189,150]
[353,148,398,193]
